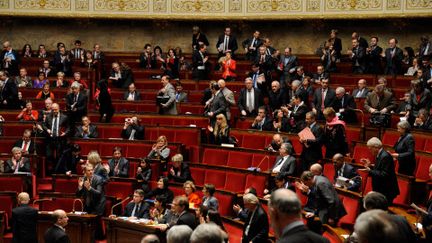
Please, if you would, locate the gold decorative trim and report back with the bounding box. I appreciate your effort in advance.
[0,0,9,9]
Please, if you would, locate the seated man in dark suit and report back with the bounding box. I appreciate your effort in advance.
[312,65,330,84]
[76,163,106,216]
[13,129,34,155]
[4,147,31,173]
[364,84,396,114]
[75,116,98,139]
[268,189,329,243]
[332,153,360,192]
[352,79,370,98]
[108,146,129,178]
[414,108,432,131]
[333,86,357,123]
[123,83,141,101]
[158,195,197,231]
[0,70,19,109]
[251,106,273,131]
[109,62,134,89]
[122,189,150,219]
[241,193,269,243]
[55,143,83,175]
[121,116,145,140]
[168,154,192,183]
[44,209,70,243]
[297,171,347,228]
[271,143,296,178]
[12,192,38,243]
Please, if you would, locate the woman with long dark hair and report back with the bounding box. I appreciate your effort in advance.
[96,79,114,123]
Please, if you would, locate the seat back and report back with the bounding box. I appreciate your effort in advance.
[245,174,267,197]
[227,151,252,169]
[190,167,205,186]
[393,176,412,206]
[204,170,226,189]
[415,155,432,181]
[202,148,228,166]
[338,194,360,228]
[105,181,135,200]
[224,172,246,193]
[323,163,336,184]
[39,197,76,212]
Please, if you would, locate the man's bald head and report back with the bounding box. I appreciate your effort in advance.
[310,163,323,175]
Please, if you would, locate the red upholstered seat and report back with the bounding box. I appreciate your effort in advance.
[174,130,200,147]
[415,155,432,181]
[204,170,226,189]
[382,131,399,147]
[245,174,267,197]
[224,220,243,243]
[241,134,267,150]
[393,176,412,206]
[338,194,360,228]
[323,163,336,184]
[227,151,253,169]
[357,170,372,195]
[54,178,79,193]
[39,197,76,212]
[0,177,24,193]
[126,144,152,158]
[214,192,234,216]
[74,141,99,155]
[224,172,246,193]
[105,181,135,200]
[0,195,14,229]
[170,186,184,197]
[190,167,205,186]
[189,145,201,163]
[202,148,228,166]
[323,231,341,243]
[251,154,274,171]
[352,144,374,163]
[424,139,432,153]
[102,127,122,138]
[345,127,361,144]
[413,135,426,151]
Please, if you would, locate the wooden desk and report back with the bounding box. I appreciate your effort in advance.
[104,217,166,243]
[37,211,98,243]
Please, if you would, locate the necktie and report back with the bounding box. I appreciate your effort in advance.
[23,141,28,152]
[132,204,139,217]
[52,116,58,137]
[74,95,78,103]
[252,74,257,88]
[176,93,180,102]
[129,129,136,140]
[357,89,363,98]
[114,160,120,176]
[224,36,229,51]
[321,89,326,111]
[14,160,20,173]
[266,49,270,56]
[247,90,253,113]
[251,38,255,48]
[274,157,284,168]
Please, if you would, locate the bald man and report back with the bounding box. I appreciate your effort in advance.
[310,163,323,176]
[332,153,360,192]
[12,192,38,243]
[44,209,70,243]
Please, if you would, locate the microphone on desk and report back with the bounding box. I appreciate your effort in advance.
[32,198,52,207]
[72,198,85,214]
[248,155,269,172]
[110,196,131,216]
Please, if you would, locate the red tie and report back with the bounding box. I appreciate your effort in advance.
[23,141,28,152]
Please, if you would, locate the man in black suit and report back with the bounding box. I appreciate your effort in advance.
[0,70,18,109]
[205,82,227,126]
[287,80,308,104]
[361,137,400,204]
[299,171,347,227]
[269,189,330,243]
[332,153,360,192]
[366,36,383,74]
[1,41,20,76]
[312,65,330,84]
[123,83,141,101]
[108,147,129,178]
[241,193,269,243]
[168,154,192,183]
[75,116,98,139]
[108,62,134,89]
[238,77,263,117]
[13,129,35,155]
[255,46,274,89]
[349,38,366,74]
[44,209,70,243]
[66,81,88,125]
[192,26,209,51]
[53,46,72,76]
[242,30,262,61]
[251,106,273,131]
[76,163,106,216]
[352,32,368,49]
[384,38,404,75]
[312,79,336,120]
[55,143,82,175]
[159,195,196,231]
[268,81,286,111]
[247,63,266,92]
[300,112,324,172]
[12,192,38,243]
[192,44,210,81]
[121,116,145,140]
[419,35,432,61]
[70,40,85,60]
[333,87,357,123]
[278,47,298,87]
[271,143,296,178]
[216,27,238,58]
[352,79,370,98]
[414,108,432,131]
[122,189,150,218]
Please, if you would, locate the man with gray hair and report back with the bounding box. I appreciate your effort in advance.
[288,79,308,103]
[333,86,357,123]
[361,137,399,204]
[242,193,269,243]
[66,81,88,124]
[167,225,192,243]
[364,84,395,114]
[269,189,329,242]
[190,223,225,243]
[238,77,263,117]
[217,79,235,121]
[271,142,296,178]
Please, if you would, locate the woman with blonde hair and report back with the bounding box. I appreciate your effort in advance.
[208,114,230,145]
[147,135,170,161]
[87,150,109,182]
[183,180,201,208]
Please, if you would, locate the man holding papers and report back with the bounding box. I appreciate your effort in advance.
[332,153,360,192]
[299,112,324,172]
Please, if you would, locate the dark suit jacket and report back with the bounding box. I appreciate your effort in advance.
[216,35,238,54]
[279,55,298,74]
[351,46,366,72]
[332,94,357,123]
[176,211,197,230]
[42,113,70,137]
[290,103,308,132]
[44,225,71,243]
[369,149,400,203]
[75,124,98,138]
[76,174,106,215]
[273,155,296,178]
[364,91,396,113]
[367,45,383,74]
[70,48,85,59]
[251,116,273,131]
[332,37,342,58]
[312,88,336,119]
[301,123,324,169]
[242,37,263,59]
[65,92,88,120]
[308,175,347,223]
[168,163,192,183]
[254,54,273,74]
[123,91,141,101]
[192,32,210,50]
[0,78,18,109]
[241,205,269,243]
[123,201,150,218]
[4,157,31,173]
[208,91,227,118]
[108,157,130,178]
[410,89,432,114]
[334,163,361,192]
[53,52,72,75]
[1,49,20,76]
[279,223,330,243]
[110,69,134,89]
[384,47,404,75]
[394,133,416,176]
[121,124,145,140]
[237,88,263,117]
[268,89,286,111]
[12,204,38,243]
[13,139,35,154]
[352,88,369,98]
[312,72,330,83]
